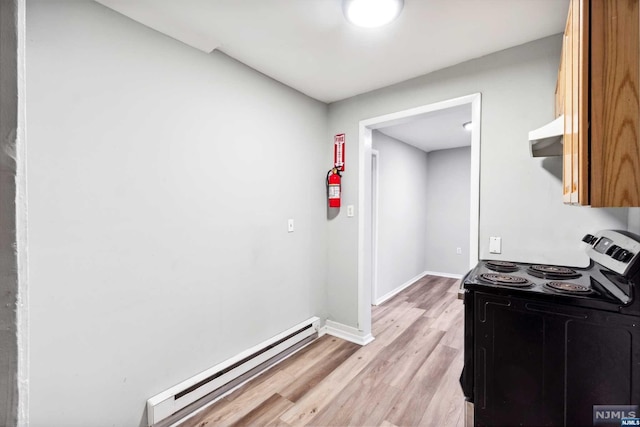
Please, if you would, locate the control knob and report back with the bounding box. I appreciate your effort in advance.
[612,248,635,263]
[606,245,620,256]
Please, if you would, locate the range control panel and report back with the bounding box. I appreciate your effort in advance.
[583,230,640,277]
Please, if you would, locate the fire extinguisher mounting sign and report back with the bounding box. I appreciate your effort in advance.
[334,134,345,171]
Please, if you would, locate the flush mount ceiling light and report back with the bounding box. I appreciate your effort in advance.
[463,121,473,131]
[343,0,404,28]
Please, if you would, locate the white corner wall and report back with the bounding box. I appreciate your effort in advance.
[327,34,628,328]
[425,147,471,276]
[25,1,328,426]
[372,131,428,302]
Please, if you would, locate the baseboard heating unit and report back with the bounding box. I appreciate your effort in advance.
[146,317,320,426]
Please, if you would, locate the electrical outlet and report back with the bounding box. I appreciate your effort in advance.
[456,247,462,255]
[288,219,294,233]
[489,237,502,254]
[347,205,354,217]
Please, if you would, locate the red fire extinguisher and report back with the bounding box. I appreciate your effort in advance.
[327,168,341,208]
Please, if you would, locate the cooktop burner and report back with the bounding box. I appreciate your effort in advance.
[544,281,592,294]
[478,273,533,287]
[485,260,519,273]
[527,265,582,280]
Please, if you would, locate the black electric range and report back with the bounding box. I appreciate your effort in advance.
[460,230,640,427]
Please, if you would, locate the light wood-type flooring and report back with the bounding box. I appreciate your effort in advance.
[180,275,465,427]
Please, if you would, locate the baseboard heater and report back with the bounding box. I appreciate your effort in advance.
[146,317,320,426]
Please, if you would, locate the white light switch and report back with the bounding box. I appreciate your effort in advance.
[489,237,502,254]
[288,219,294,233]
[347,205,354,217]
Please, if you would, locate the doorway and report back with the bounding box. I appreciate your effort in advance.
[356,93,481,338]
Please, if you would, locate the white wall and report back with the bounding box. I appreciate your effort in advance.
[326,34,628,328]
[425,147,471,275]
[372,131,428,301]
[25,1,327,426]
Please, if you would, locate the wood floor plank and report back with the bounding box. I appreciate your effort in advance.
[279,335,345,379]
[279,339,359,402]
[384,328,445,389]
[439,312,464,350]
[379,316,438,364]
[267,419,292,427]
[430,299,463,331]
[305,356,402,426]
[380,292,409,308]
[447,279,462,294]
[402,276,447,300]
[418,348,465,427]
[411,281,454,310]
[181,369,295,427]
[390,278,425,299]
[372,304,391,323]
[384,344,459,427]
[277,339,388,426]
[373,306,426,346]
[372,302,421,337]
[422,293,455,318]
[229,393,294,427]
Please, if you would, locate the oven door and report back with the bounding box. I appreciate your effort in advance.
[473,291,640,426]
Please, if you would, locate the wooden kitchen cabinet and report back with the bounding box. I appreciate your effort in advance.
[558,0,640,207]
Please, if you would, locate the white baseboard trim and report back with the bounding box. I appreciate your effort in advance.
[374,271,428,306]
[322,320,374,346]
[424,271,464,279]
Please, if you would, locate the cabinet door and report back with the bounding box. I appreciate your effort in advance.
[570,0,579,203]
[562,6,574,203]
[573,0,589,205]
[563,0,589,205]
[590,0,640,207]
[474,293,562,426]
[473,292,640,427]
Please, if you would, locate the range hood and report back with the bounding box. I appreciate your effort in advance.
[528,115,564,157]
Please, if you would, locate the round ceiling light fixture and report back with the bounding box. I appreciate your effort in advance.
[343,0,404,28]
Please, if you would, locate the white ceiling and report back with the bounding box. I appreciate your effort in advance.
[378,103,472,153]
[95,0,570,103]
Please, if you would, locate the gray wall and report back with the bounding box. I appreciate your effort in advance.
[425,147,471,276]
[26,1,327,426]
[0,0,19,425]
[629,209,640,235]
[326,34,628,328]
[372,131,429,301]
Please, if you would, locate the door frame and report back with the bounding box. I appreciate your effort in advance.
[370,149,379,304]
[356,93,481,337]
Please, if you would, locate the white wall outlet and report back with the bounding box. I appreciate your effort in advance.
[347,205,354,217]
[456,247,462,255]
[489,236,502,254]
[288,219,294,233]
